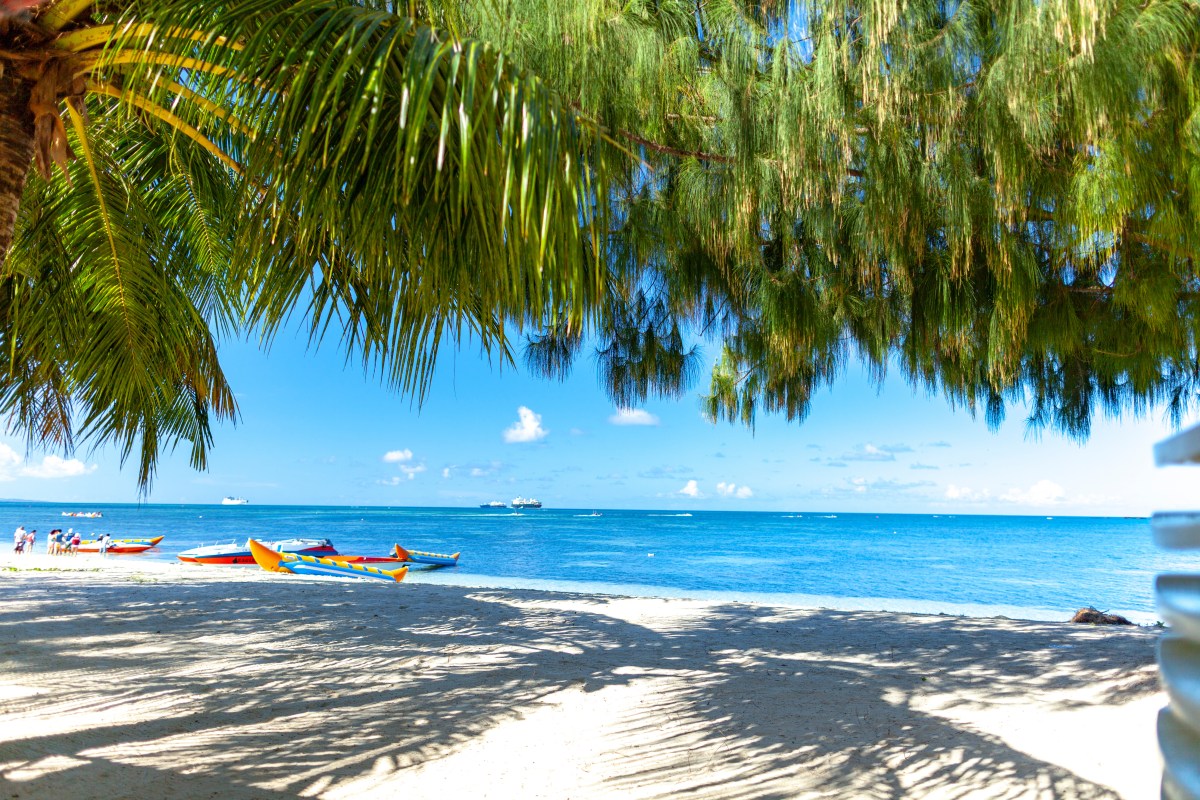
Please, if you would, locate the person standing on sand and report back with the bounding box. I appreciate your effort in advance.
[13,525,25,553]
[46,529,56,554]
[69,530,81,555]
[98,533,109,557]
[25,530,35,555]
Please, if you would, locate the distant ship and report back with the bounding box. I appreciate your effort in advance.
[479,501,508,509]
[221,497,249,506]
[511,496,543,509]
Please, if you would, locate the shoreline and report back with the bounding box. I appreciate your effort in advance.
[2,553,1165,799]
[1,552,1162,626]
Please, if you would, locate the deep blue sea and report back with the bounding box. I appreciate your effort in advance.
[5,503,1198,623]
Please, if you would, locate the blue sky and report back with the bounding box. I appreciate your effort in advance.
[0,327,1195,516]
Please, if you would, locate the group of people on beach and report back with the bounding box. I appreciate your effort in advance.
[12,525,97,555]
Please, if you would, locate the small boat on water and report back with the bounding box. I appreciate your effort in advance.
[249,539,408,583]
[62,511,103,518]
[479,501,507,509]
[178,538,337,565]
[76,535,164,554]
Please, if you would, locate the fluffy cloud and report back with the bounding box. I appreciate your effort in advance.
[382,449,413,463]
[1000,479,1066,507]
[716,481,753,499]
[0,444,96,481]
[910,463,939,470]
[945,484,990,502]
[678,479,703,498]
[20,455,97,479]
[609,408,660,426]
[442,467,451,478]
[503,406,548,443]
[399,464,426,480]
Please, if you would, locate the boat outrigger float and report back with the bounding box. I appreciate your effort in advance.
[248,539,408,583]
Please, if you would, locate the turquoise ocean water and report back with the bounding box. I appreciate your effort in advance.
[6,502,1198,623]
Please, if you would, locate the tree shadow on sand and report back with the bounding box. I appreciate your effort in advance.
[0,573,1160,799]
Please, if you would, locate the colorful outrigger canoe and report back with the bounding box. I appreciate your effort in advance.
[249,539,408,583]
[76,535,164,554]
[320,546,459,567]
[178,538,337,565]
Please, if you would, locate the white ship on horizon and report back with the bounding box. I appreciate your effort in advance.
[511,496,543,509]
[221,496,249,506]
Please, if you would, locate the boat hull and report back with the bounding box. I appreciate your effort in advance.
[76,536,163,553]
[178,538,336,565]
[248,539,407,582]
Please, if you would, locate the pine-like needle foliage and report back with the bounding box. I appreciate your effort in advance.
[500,0,1200,438]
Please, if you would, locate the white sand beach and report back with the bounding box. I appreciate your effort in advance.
[0,555,1163,799]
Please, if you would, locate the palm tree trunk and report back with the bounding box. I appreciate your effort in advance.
[0,73,35,266]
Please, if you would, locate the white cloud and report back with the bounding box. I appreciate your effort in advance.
[609,408,660,426]
[716,481,753,499]
[1000,479,1065,507]
[442,467,452,479]
[399,464,427,480]
[0,444,20,480]
[503,407,548,443]
[678,479,703,498]
[0,445,96,481]
[21,456,97,479]
[382,449,413,463]
[945,484,990,502]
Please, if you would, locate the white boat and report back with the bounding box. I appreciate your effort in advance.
[221,497,249,506]
[179,538,336,565]
[479,501,507,508]
[511,496,543,509]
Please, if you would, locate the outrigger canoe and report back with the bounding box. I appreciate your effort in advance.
[76,535,164,554]
[320,545,460,567]
[178,538,337,565]
[249,539,408,583]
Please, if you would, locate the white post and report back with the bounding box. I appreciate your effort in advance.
[1152,425,1200,799]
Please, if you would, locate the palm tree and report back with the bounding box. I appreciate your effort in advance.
[0,0,608,488]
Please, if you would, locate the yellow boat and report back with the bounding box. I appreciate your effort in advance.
[248,539,408,583]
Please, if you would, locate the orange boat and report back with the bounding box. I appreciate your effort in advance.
[248,539,408,583]
[77,535,164,554]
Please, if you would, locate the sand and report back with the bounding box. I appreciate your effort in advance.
[0,554,1164,800]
